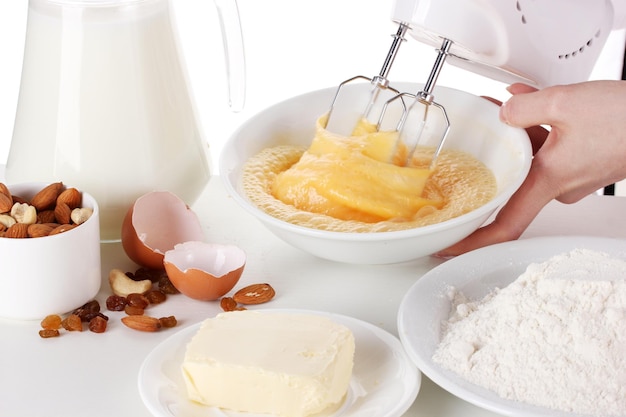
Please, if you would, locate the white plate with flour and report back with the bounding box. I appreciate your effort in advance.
[397,236,626,417]
[139,308,420,417]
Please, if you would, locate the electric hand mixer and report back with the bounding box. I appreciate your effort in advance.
[327,0,623,167]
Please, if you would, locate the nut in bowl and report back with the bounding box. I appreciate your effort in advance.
[220,83,532,264]
[0,182,101,320]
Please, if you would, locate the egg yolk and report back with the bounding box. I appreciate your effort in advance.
[270,115,444,223]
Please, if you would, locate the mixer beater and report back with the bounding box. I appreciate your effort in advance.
[324,23,410,135]
[378,38,452,168]
[325,23,453,170]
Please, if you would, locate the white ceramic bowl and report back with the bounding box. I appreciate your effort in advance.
[0,183,101,320]
[220,83,532,264]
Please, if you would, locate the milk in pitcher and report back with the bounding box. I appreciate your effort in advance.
[7,0,211,241]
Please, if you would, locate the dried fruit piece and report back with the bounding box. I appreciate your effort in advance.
[41,314,62,330]
[233,283,276,305]
[159,316,177,328]
[134,267,167,283]
[124,305,145,316]
[109,268,152,297]
[4,223,29,238]
[31,182,63,211]
[145,289,166,305]
[89,316,107,333]
[220,297,238,312]
[121,315,161,332]
[61,314,83,331]
[158,273,179,294]
[105,294,128,311]
[39,329,60,338]
[72,300,101,322]
[126,293,149,309]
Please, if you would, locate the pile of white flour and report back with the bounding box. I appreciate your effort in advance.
[433,248,626,416]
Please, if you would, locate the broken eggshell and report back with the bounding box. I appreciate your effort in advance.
[163,241,246,300]
[121,191,205,269]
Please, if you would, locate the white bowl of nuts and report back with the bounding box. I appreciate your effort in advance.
[0,182,101,320]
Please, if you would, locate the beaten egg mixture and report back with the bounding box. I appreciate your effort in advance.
[243,114,496,233]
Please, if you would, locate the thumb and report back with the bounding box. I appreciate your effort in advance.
[500,86,559,129]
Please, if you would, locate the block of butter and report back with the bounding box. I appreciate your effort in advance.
[181,310,356,417]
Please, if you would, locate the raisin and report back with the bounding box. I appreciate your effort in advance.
[39,329,60,338]
[145,289,166,305]
[106,294,127,311]
[41,314,62,330]
[124,305,144,316]
[134,267,165,283]
[158,274,179,295]
[72,300,100,322]
[61,314,83,331]
[159,316,177,328]
[88,316,107,333]
[127,293,149,309]
[220,297,238,312]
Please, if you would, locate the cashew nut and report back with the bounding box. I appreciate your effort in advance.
[0,214,16,228]
[70,207,93,225]
[108,268,152,297]
[10,202,37,224]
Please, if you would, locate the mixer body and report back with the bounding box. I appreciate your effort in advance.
[392,0,616,87]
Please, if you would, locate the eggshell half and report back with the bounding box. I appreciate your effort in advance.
[163,241,246,300]
[121,191,205,269]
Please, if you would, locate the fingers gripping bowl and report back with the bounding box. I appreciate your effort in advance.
[220,83,532,264]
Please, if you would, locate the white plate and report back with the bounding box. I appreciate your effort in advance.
[139,308,421,417]
[397,236,626,417]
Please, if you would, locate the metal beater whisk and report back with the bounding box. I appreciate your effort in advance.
[324,23,410,135]
[378,38,453,168]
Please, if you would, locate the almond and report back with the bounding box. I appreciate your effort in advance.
[0,193,12,214]
[56,187,82,209]
[54,202,72,224]
[31,182,63,211]
[233,283,276,305]
[49,223,76,236]
[0,182,10,200]
[5,223,29,238]
[11,195,29,205]
[121,315,162,332]
[27,223,55,238]
[37,210,57,224]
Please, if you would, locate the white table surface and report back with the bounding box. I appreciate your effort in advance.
[1,172,626,417]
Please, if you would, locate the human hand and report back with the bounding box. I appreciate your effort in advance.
[437,80,626,257]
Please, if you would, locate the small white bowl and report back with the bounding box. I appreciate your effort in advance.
[220,83,532,264]
[0,183,101,320]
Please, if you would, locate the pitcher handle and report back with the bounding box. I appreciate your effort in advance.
[214,0,246,112]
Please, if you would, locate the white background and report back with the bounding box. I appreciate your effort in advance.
[0,0,624,170]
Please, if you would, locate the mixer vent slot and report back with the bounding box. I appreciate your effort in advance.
[515,1,602,61]
[557,31,601,60]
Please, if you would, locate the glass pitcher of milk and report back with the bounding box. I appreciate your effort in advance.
[6,0,245,241]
